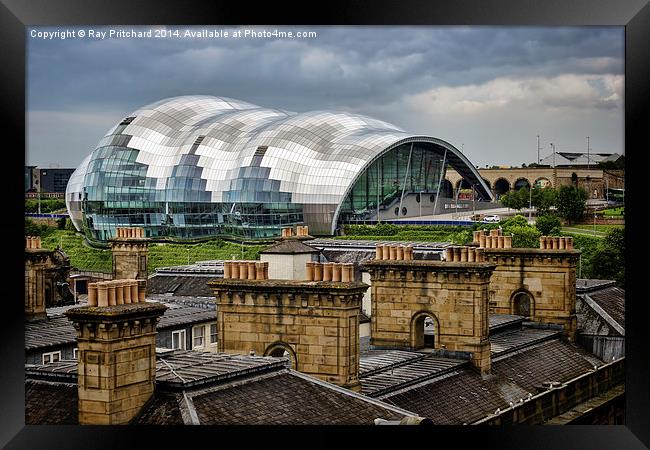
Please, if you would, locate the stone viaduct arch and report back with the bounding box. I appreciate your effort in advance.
[493,178,510,196]
[446,167,610,200]
[513,177,531,191]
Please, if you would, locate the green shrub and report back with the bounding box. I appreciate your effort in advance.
[500,215,529,230]
[25,198,67,213]
[25,217,50,236]
[535,215,562,236]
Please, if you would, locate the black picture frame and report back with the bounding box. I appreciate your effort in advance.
[3,0,648,448]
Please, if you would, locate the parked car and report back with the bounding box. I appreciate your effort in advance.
[482,215,500,223]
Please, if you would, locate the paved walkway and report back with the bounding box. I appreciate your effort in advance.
[393,207,527,222]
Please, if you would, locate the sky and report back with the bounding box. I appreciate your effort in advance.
[26,25,624,169]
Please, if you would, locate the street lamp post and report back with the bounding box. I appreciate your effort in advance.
[528,186,532,222]
[593,212,597,236]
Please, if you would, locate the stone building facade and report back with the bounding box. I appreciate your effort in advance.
[475,235,580,341]
[25,236,74,321]
[209,278,368,391]
[362,258,495,374]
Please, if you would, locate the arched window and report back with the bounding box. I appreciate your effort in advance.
[264,342,297,369]
[411,312,438,350]
[513,292,532,317]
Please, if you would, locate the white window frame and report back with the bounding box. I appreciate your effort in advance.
[73,348,78,360]
[42,351,62,365]
[172,330,186,350]
[209,323,218,345]
[192,325,205,349]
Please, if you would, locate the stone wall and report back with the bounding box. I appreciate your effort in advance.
[362,260,495,374]
[209,278,367,391]
[25,241,73,320]
[483,248,579,341]
[64,302,167,425]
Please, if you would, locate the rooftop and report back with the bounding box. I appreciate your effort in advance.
[576,278,618,294]
[25,350,414,425]
[580,286,625,336]
[378,338,603,423]
[25,301,217,351]
[259,239,320,255]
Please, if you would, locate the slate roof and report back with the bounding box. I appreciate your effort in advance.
[587,287,624,331]
[25,380,78,425]
[25,316,77,351]
[190,371,409,425]
[155,350,287,389]
[489,327,561,356]
[156,303,216,330]
[488,314,525,333]
[147,274,216,297]
[360,353,466,397]
[380,339,602,424]
[259,239,320,255]
[25,350,414,425]
[576,278,617,294]
[25,302,217,351]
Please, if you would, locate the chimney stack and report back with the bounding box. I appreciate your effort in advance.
[222,261,268,280]
[539,236,573,250]
[308,262,356,282]
[374,244,414,261]
[24,236,49,321]
[111,227,149,294]
[64,299,167,424]
[444,246,485,262]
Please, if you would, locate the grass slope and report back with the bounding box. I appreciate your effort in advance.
[40,230,267,274]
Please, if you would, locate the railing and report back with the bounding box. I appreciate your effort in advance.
[25,213,69,219]
[339,219,475,226]
[70,269,113,280]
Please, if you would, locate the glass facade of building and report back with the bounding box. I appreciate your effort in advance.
[66,96,491,242]
[337,142,447,222]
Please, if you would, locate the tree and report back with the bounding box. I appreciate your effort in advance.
[590,228,625,285]
[556,185,588,224]
[500,190,526,210]
[535,215,562,236]
[530,186,557,214]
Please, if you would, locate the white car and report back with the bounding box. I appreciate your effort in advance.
[482,215,500,223]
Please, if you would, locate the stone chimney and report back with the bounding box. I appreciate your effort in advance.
[110,227,149,293]
[64,300,167,425]
[209,277,368,391]
[362,258,495,374]
[479,236,580,341]
[24,236,49,321]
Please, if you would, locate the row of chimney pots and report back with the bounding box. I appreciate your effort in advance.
[87,279,146,307]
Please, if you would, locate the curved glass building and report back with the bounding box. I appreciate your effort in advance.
[66,96,492,242]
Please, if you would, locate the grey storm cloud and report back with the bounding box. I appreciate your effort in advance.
[26,25,624,168]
